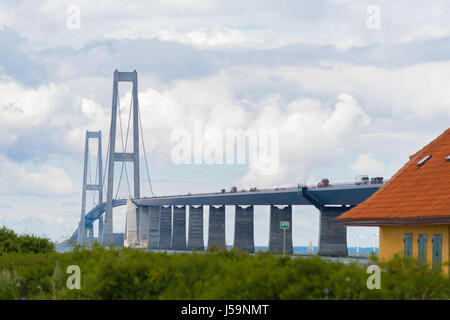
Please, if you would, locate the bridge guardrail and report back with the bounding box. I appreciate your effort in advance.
[139,180,387,200]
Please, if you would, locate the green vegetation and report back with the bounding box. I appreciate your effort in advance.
[0,226,55,255]
[0,241,448,299]
[0,227,448,300]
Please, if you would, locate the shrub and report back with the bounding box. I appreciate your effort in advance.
[0,270,22,299]
[0,245,448,300]
[0,226,55,255]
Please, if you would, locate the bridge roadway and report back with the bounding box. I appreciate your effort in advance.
[73,183,382,256]
[133,183,380,206]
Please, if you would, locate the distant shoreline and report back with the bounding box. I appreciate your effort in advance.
[56,243,378,258]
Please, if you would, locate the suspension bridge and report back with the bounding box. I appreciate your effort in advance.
[70,70,382,256]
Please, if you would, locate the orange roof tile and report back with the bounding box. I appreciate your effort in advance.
[337,128,450,226]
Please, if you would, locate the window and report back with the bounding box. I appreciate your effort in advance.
[417,155,431,166]
[432,234,442,270]
[446,155,450,162]
[418,234,427,265]
[403,233,412,258]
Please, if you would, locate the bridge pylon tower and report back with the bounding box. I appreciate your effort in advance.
[78,130,103,245]
[103,70,141,245]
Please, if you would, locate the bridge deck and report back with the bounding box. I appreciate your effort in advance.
[133,183,382,207]
[71,183,383,242]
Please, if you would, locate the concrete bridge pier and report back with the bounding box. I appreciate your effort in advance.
[188,205,204,251]
[87,227,91,240]
[234,205,255,253]
[136,207,141,244]
[318,206,349,256]
[172,205,187,250]
[208,205,226,250]
[139,206,150,248]
[86,225,94,240]
[158,205,172,250]
[269,205,293,254]
[98,214,104,243]
[148,205,160,249]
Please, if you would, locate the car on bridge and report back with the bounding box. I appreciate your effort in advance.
[317,178,330,188]
[355,175,369,185]
[370,177,384,184]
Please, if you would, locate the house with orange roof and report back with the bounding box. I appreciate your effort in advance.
[337,128,450,271]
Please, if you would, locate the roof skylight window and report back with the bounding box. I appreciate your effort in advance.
[446,155,450,161]
[417,155,431,166]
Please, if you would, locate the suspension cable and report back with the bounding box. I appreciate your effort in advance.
[115,93,132,198]
[103,88,155,201]
[123,94,133,193]
[87,151,92,185]
[115,99,126,198]
[139,102,156,197]
[93,149,99,206]
[115,97,125,198]
[87,154,95,208]
[102,131,110,201]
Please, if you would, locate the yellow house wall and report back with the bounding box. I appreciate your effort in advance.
[379,225,449,271]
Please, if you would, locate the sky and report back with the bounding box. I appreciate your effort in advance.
[0,0,450,247]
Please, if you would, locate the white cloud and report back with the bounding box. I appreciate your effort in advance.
[0,73,111,155]
[0,79,62,128]
[121,63,448,188]
[240,93,370,187]
[130,70,373,188]
[136,75,251,162]
[350,153,385,176]
[5,1,450,51]
[1,1,450,243]
[255,62,450,118]
[0,195,80,240]
[151,27,264,49]
[322,93,370,134]
[0,154,74,196]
